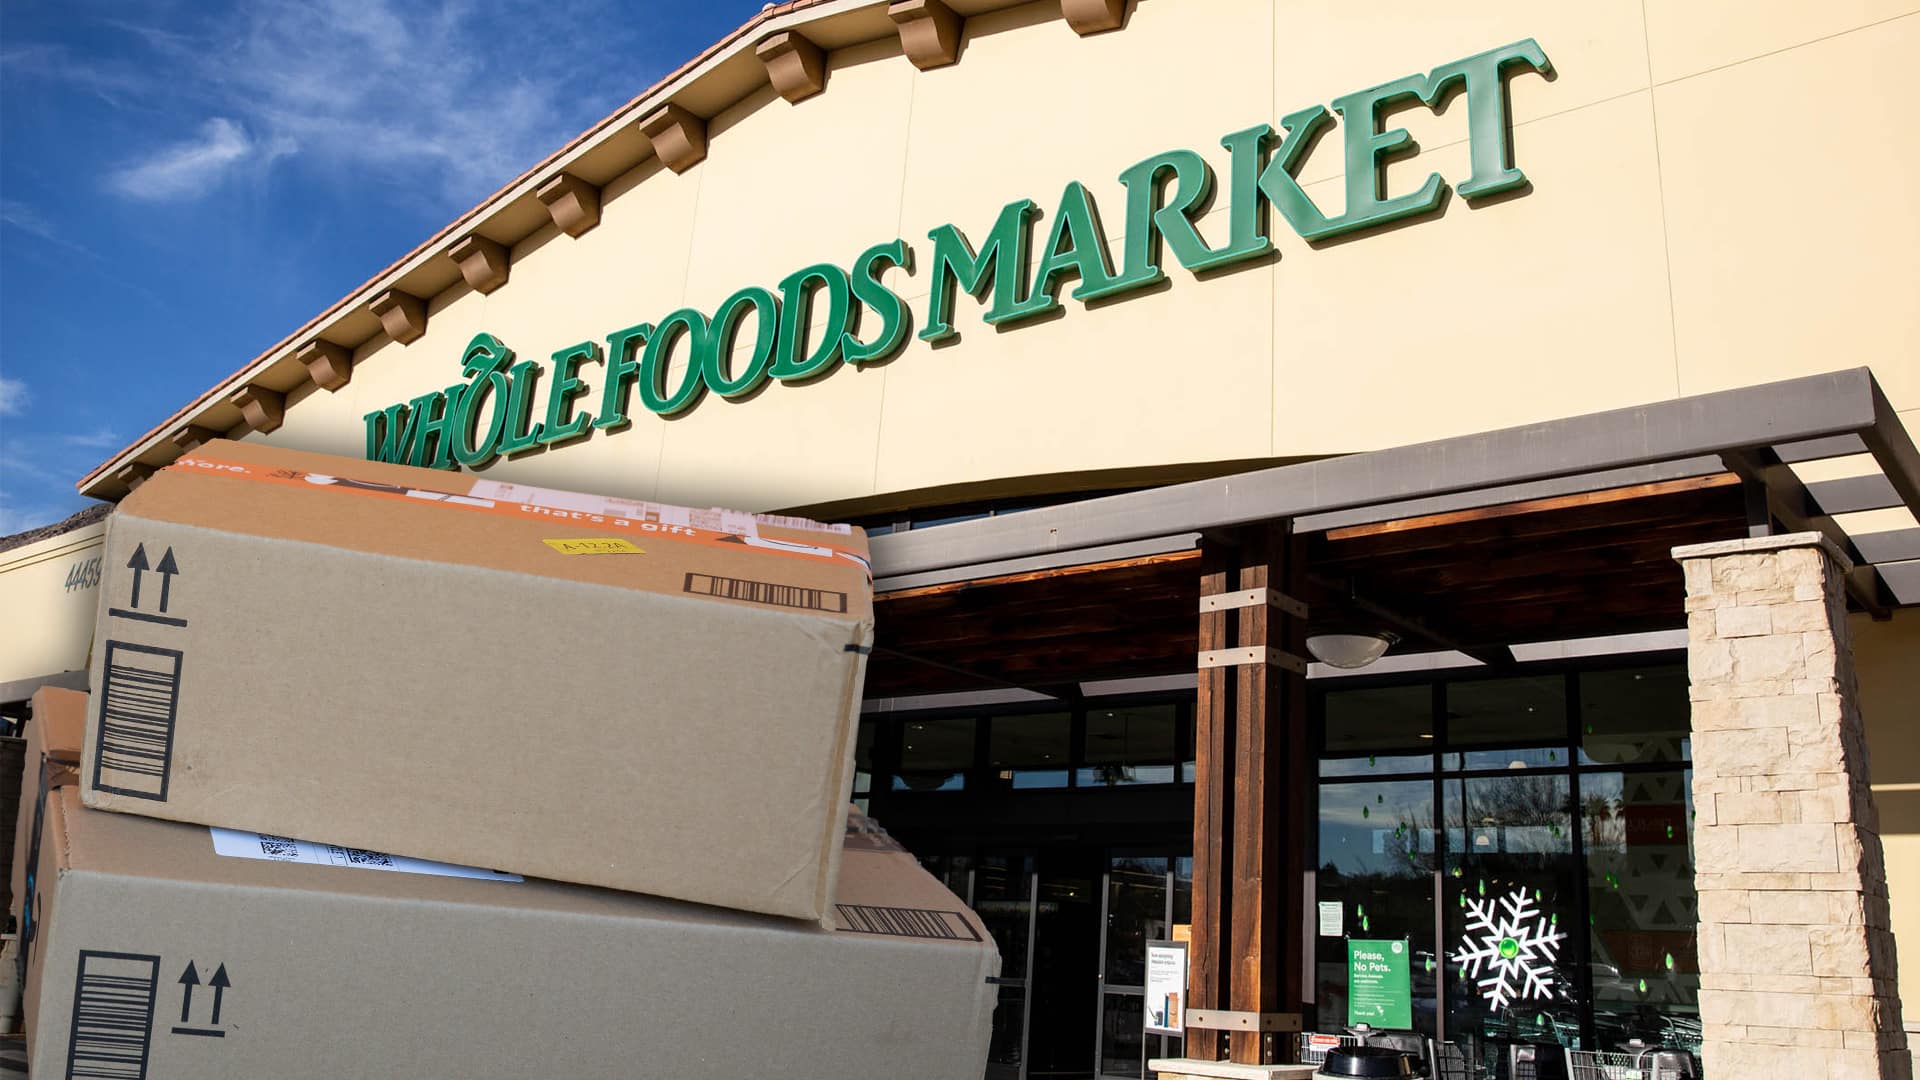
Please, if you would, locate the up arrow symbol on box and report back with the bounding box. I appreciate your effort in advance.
[155,547,181,612]
[126,544,150,608]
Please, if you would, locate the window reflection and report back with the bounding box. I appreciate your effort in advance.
[1325,685,1434,751]
[1584,769,1701,1054]
[1446,675,1565,747]
[990,712,1072,789]
[1081,704,1178,786]
[1580,667,1692,765]
[894,717,973,791]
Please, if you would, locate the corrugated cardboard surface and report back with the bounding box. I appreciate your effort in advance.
[81,440,874,922]
[10,688,84,931]
[29,791,997,1079]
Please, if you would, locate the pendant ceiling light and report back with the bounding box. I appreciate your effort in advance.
[1305,631,1399,670]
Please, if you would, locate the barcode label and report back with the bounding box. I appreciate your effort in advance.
[92,642,183,802]
[64,950,159,1080]
[209,827,521,882]
[834,904,981,941]
[748,511,852,536]
[684,573,848,613]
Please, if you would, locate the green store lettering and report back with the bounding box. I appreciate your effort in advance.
[366,39,1549,468]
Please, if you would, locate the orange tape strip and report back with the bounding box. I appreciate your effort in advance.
[165,454,869,574]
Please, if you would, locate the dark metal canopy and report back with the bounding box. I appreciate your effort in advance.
[869,368,1920,607]
[864,369,1920,699]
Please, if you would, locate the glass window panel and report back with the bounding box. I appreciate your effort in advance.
[854,719,876,795]
[1580,665,1692,765]
[1182,712,1196,783]
[1172,857,1192,927]
[1447,746,1569,772]
[1104,856,1169,986]
[1099,994,1146,1078]
[894,717,973,792]
[1324,684,1434,752]
[973,856,1033,1079]
[1584,769,1700,1054]
[990,711,1071,789]
[1441,773,1578,1061]
[1445,675,1567,747]
[1321,752,1435,778]
[1315,779,1438,1039]
[1081,704,1178,786]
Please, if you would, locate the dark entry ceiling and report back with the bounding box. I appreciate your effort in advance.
[866,474,1748,699]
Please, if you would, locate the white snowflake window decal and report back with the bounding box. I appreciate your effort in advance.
[1451,887,1565,1010]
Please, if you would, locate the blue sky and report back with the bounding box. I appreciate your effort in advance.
[0,0,763,533]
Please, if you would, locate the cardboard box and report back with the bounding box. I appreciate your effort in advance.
[10,687,85,934]
[27,793,997,1079]
[81,440,874,922]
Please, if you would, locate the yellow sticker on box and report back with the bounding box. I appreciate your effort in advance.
[543,537,645,556]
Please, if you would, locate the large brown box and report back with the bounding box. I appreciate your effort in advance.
[9,687,85,934]
[26,791,998,1078]
[80,440,875,921]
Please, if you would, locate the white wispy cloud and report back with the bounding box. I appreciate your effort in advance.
[0,375,26,416]
[78,0,679,207]
[107,117,258,201]
[0,200,60,244]
[62,427,121,450]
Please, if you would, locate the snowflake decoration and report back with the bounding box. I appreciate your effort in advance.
[1451,887,1564,1010]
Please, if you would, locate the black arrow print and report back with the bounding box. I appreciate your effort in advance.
[178,961,200,1023]
[155,547,181,613]
[208,964,230,1025]
[127,544,151,608]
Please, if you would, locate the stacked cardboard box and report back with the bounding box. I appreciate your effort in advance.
[15,444,998,1078]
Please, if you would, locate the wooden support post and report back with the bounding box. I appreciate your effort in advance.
[1188,524,1310,1066]
[1188,539,1235,1063]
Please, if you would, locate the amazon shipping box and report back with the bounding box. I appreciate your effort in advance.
[10,687,86,935]
[26,794,997,1078]
[80,440,873,922]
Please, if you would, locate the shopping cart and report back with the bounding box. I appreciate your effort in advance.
[1430,1040,1474,1080]
[1565,1048,1694,1080]
[1298,1032,1361,1066]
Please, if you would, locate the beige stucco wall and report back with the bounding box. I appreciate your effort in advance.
[0,523,105,693]
[1857,612,1920,1019]
[250,0,1920,516]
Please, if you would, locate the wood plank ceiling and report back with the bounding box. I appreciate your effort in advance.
[865,475,1748,698]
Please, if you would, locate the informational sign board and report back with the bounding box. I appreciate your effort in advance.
[1347,938,1413,1029]
[1143,940,1188,1036]
[1318,901,1344,937]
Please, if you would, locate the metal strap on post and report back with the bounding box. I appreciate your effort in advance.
[1198,587,1308,619]
[1196,647,1308,674]
[1184,1009,1304,1033]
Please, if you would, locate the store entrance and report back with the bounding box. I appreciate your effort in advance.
[916,845,1193,1080]
[1029,849,1101,1080]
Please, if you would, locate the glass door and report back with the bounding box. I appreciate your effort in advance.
[1093,855,1189,1079]
[975,854,1038,1080]
[1030,851,1102,1079]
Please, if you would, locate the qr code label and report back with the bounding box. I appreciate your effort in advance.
[330,846,394,868]
[256,835,300,860]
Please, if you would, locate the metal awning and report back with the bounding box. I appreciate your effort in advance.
[870,368,1920,610]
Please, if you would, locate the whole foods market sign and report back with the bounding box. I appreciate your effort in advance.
[366,40,1551,470]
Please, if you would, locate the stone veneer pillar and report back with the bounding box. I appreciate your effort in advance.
[1676,533,1910,1079]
